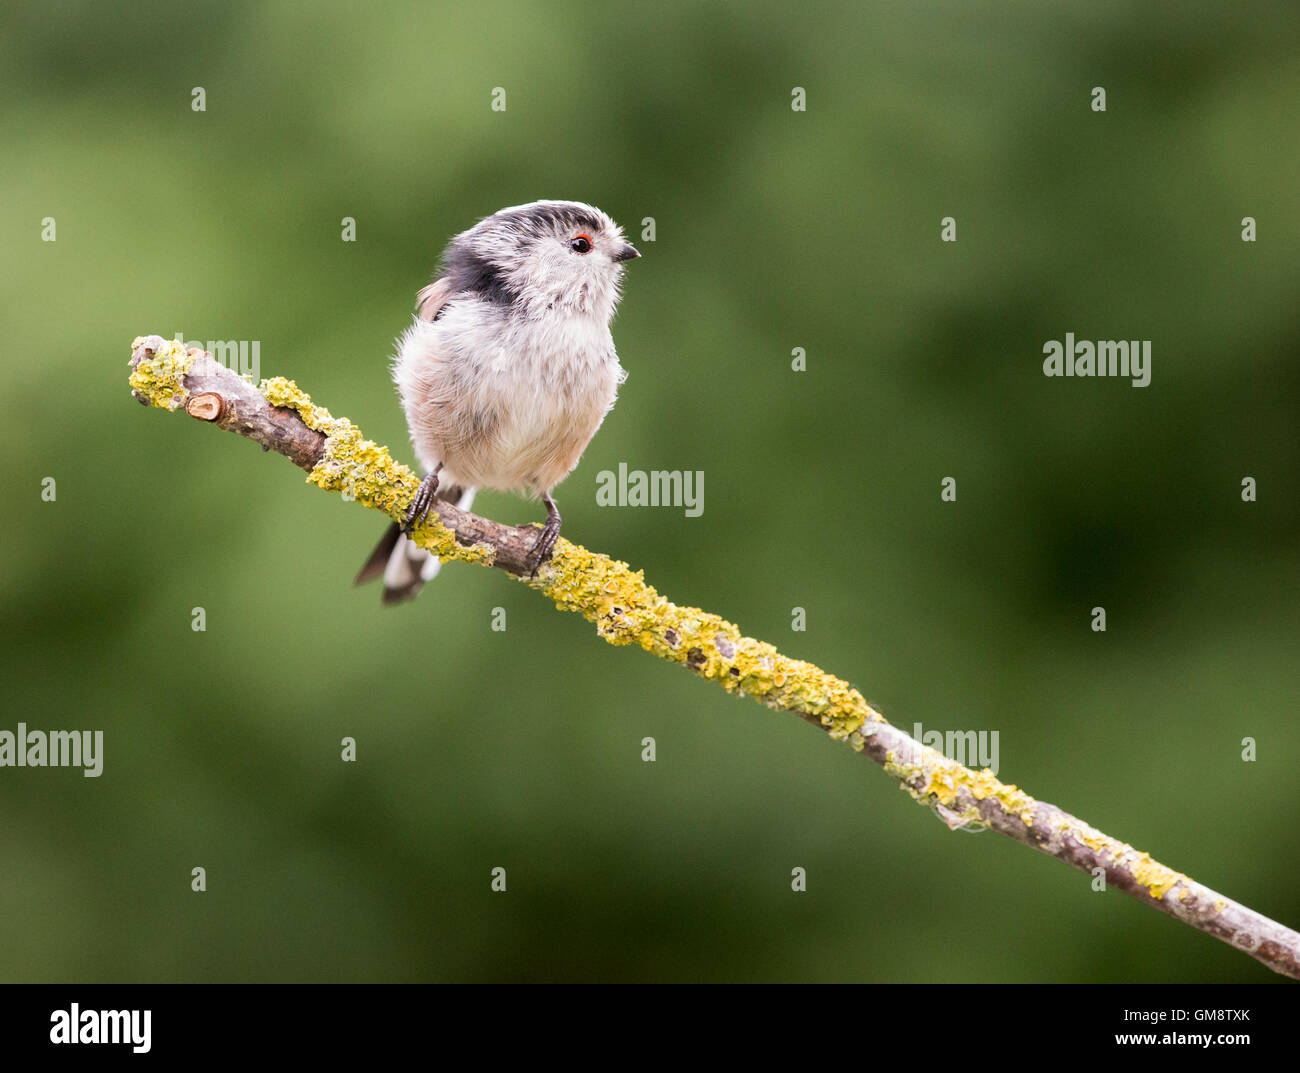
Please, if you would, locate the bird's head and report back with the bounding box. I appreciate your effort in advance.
[443,200,639,321]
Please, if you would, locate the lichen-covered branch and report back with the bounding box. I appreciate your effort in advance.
[128,334,1300,980]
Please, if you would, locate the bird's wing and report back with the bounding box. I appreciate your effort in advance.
[416,276,453,321]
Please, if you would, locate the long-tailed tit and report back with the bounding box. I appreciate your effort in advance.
[356,200,639,603]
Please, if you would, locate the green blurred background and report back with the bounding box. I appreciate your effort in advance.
[2,1,1297,982]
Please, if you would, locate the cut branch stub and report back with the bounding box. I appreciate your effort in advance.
[185,392,225,422]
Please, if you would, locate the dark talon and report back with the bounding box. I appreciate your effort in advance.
[524,492,561,577]
[402,463,443,534]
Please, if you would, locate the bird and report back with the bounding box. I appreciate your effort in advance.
[356,200,640,604]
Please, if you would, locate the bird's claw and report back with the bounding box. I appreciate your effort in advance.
[402,470,441,534]
[524,518,561,577]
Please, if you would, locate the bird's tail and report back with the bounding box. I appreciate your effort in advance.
[354,485,477,605]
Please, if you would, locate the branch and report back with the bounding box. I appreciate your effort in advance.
[128,334,1300,980]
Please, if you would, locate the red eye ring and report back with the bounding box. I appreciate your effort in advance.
[569,233,593,253]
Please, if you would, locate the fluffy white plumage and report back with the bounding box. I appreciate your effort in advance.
[394,290,626,494]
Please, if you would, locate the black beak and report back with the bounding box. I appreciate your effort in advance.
[614,243,641,262]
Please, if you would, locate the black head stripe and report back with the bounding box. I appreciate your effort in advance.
[441,245,518,305]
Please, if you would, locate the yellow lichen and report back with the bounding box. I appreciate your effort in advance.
[129,337,197,411]
[1131,852,1185,901]
[878,742,1041,828]
[949,769,1032,822]
[1077,828,1189,900]
[528,540,884,743]
[883,751,927,785]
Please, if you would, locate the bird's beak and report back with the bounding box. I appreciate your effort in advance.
[614,243,641,262]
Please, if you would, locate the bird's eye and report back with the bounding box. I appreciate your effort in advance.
[569,234,593,254]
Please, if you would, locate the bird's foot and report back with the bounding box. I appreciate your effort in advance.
[402,466,443,534]
[524,495,562,577]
